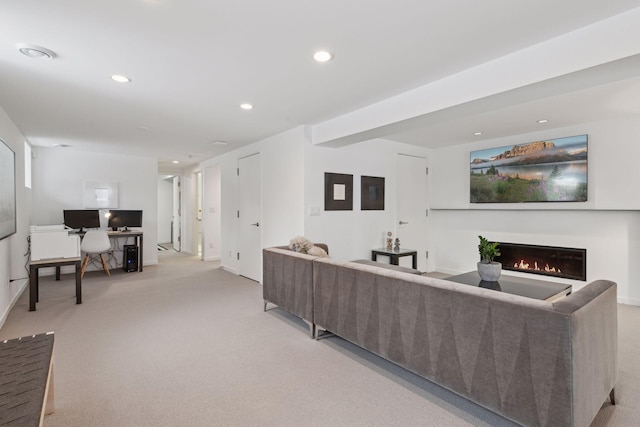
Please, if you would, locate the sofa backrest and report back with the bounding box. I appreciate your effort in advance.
[271,243,329,255]
[312,257,617,427]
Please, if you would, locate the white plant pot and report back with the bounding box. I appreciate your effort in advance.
[477,261,502,282]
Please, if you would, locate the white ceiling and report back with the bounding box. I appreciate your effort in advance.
[2,0,640,173]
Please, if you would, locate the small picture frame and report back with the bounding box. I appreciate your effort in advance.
[83,180,119,208]
[324,172,353,211]
[361,176,385,210]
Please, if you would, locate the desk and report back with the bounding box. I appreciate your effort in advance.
[76,230,143,272]
[106,230,144,272]
[371,248,418,269]
[30,257,82,311]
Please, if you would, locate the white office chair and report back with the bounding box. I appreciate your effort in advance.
[80,230,112,278]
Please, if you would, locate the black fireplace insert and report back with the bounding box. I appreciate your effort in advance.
[494,242,586,281]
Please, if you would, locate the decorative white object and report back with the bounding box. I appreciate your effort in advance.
[83,181,118,208]
[477,261,502,282]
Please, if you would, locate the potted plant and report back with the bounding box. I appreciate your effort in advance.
[477,235,501,282]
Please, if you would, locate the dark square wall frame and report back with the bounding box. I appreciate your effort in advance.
[361,175,385,210]
[0,138,16,241]
[324,172,353,211]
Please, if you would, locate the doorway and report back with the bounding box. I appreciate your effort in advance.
[396,154,428,272]
[172,176,181,252]
[237,153,261,282]
[157,175,174,248]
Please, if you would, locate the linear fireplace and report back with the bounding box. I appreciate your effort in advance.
[495,242,586,281]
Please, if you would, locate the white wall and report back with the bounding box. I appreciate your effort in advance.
[157,177,173,243]
[195,129,431,276]
[31,149,159,268]
[0,106,31,329]
[200,126,306,275]
[304,138,431,263]
[430,118,640,304]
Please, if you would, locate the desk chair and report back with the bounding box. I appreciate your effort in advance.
[80,230,112,278]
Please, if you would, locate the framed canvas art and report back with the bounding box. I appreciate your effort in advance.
[470,135,588,203]
[324,172,353,211]
[0,138,16,241]
[361,176,385,210]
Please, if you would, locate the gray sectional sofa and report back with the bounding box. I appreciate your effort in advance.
[263,246,617,427]
[262,245,328,337]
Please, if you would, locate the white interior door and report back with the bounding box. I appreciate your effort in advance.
[172,176,181,252]
[194,171,203,258]
[238,153,261,281]
[397,154,428,271]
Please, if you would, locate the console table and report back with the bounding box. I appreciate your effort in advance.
[29,257,82,312]
[371,248,418,269]
[445,271,572,301]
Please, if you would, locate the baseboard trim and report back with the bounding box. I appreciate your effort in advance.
[0,279,29,330]
[203,256,221,262]
[617,297,640,307]
[220,266,238,275]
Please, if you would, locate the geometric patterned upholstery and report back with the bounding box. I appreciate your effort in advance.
[0,332,55,426]
[262,245,329,336]
[313,259,617,427]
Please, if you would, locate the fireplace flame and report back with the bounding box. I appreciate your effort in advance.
[514,259,561,274]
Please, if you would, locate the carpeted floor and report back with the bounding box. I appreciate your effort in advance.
[1,252,638,426]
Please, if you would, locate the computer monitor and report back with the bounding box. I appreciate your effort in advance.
[108,210,143,231]
[63,209,101,232]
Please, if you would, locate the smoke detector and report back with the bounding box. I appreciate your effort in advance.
[16,43,56,60]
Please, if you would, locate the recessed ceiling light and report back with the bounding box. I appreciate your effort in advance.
[212,140,228,145]
[537,119,549,124]
[52,143,70,148]
[473,132,483,136]
[111,74,131,83]
[313,50,333,62]
[240,103,253,110]
[16,43,56,60]
[172,160,180,164]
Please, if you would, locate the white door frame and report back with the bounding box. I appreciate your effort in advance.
[172,176,181,252]
[396,153,428,272]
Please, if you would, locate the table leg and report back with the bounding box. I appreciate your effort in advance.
[30,265,38,311]
[371,252,377,262]
[55,266,61,281]
[390,254,399,265]
[139,234,143,272]
[412,254,417,269]
[75,260,82,304]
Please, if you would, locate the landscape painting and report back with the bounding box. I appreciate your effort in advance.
[470,135,588,203]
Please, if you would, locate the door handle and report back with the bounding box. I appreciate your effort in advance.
[399,221,409,225]
[251,222,260,227]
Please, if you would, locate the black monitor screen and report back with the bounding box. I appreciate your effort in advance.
[108,210,143,229]
[63,210,101,231]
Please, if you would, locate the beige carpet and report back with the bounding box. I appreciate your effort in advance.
[1,252,638,426]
